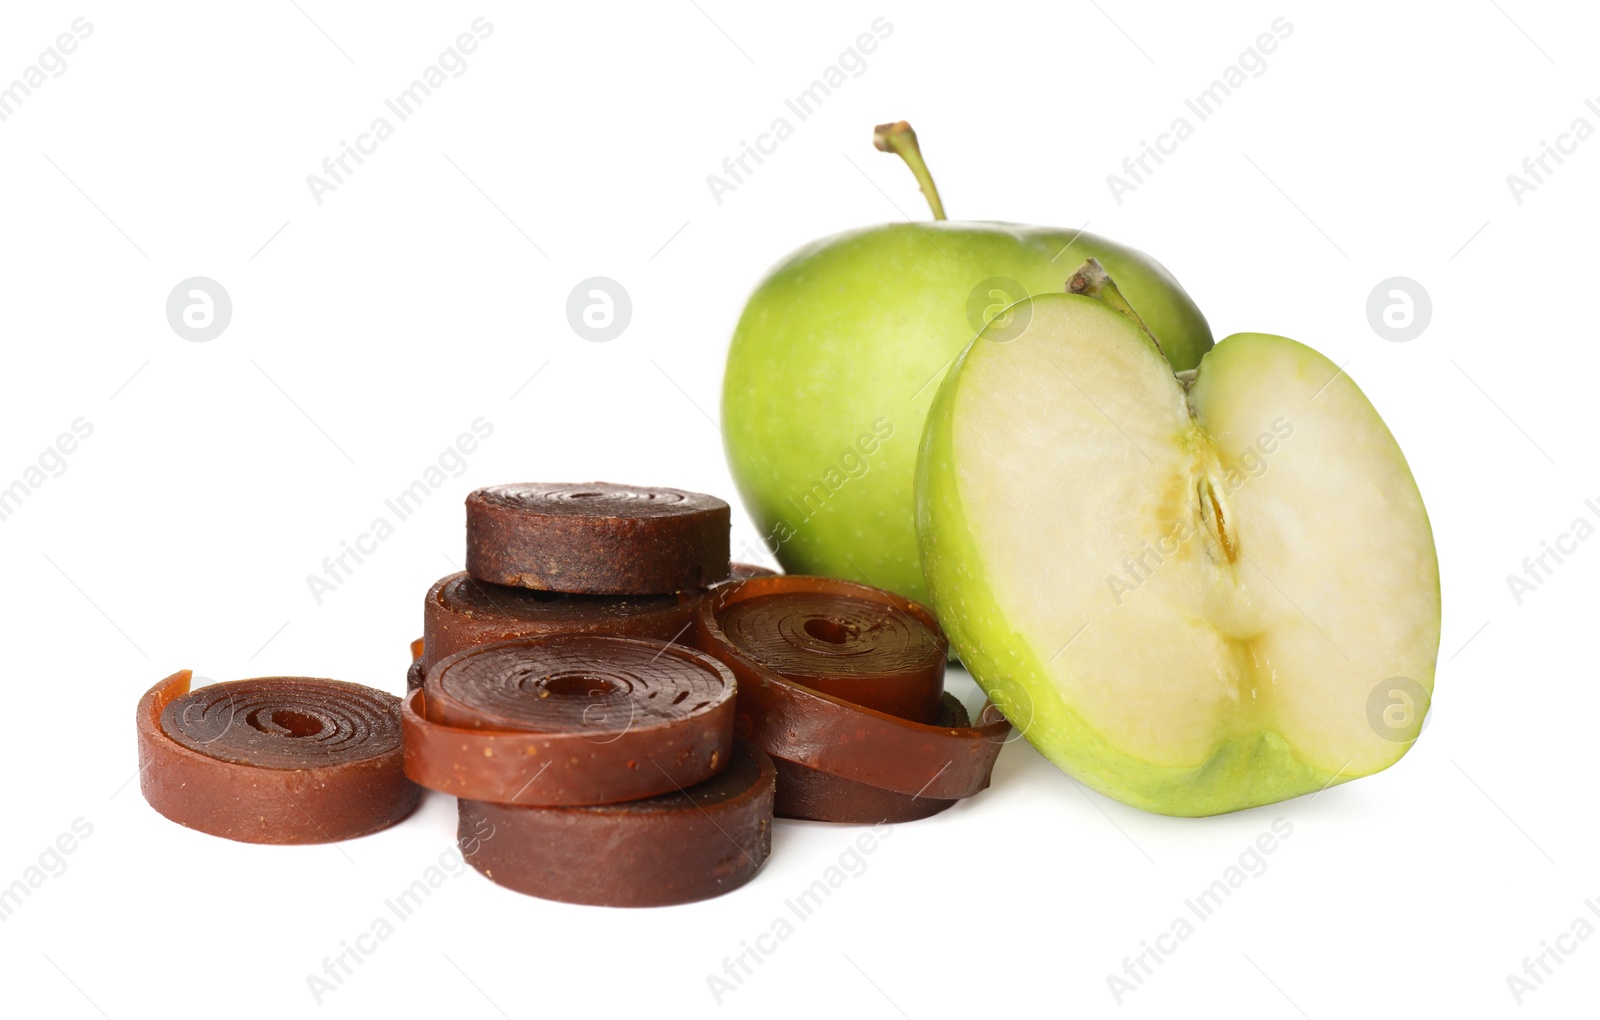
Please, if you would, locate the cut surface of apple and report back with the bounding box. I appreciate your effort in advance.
[917,287,1440,816]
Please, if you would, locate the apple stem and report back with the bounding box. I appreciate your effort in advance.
[874,121,946,220]
[1066,259,1165,359]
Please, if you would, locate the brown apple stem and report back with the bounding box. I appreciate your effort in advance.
[873,121,946,220]
[1066,259,1165,359]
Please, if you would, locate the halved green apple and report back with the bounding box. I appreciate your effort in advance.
[916,263,1440,816]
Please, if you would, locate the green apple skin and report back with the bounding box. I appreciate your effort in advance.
[916,301,1439,816]
[722,221,1213,604]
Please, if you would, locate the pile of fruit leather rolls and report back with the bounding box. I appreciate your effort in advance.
[135,481,1011,901]
[406,482,776,907]
[411,486,779,690]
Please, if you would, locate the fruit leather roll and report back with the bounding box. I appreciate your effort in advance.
[465,482,730,594]
[402,635,735,806]
[459,739,775,907]
[137,671,419,843]
[420,571,698,672]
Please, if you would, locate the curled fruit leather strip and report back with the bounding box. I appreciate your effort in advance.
[137,671,419,843]
[459,739,775,907]
[421,571,697,671]
[465,482,730,595]
[767,695,979,824]
[695,576,1011,820]
[402,634,735,806]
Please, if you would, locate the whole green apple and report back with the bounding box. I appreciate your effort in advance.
[721,122,1214,604]
[916,261,1441,816]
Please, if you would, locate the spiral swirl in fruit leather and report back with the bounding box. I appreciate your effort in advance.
[137,671,418,843]
[402,634,735,806]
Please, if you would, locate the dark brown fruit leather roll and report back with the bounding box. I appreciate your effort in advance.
[696,576,1011,822]
[421,571,697,671]
[465,482,730,594]
[458,739,775,907]
[137,671,419,844]
[403,635,735,806]
[709,576,946,721]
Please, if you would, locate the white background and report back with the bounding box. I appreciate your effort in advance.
[0,1,1594,1016]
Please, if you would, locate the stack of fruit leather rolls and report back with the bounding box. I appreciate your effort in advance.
[694,575,1011,823]
[403,482,776,906]
[410,483,778,689]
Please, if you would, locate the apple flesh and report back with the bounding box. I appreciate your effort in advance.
[723,126,1213,605]
[916,271,1440,815]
